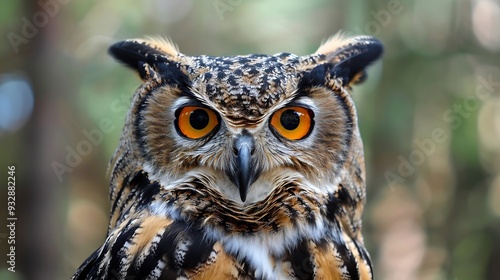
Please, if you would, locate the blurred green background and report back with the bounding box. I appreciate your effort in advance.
[1,0,500,279]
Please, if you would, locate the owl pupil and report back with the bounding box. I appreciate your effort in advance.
[190,109,209,130]
[280,110,300,130]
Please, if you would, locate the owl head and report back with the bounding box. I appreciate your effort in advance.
[108,34,382,206]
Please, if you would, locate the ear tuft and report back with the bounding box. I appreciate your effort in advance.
[314,32,352,56]
[315,34,383,86]
[141,36,179,57]
[108,38,179,80]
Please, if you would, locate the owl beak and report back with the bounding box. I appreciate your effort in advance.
[230,132,259,202]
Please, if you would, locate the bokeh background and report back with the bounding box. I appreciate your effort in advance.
[1,0,500,279]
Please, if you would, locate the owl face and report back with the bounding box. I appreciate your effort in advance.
[109,35,382,204]
[73,35,382,280]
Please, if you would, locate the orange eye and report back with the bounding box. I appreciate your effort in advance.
[270,106,314,140]
[176,106,219,139]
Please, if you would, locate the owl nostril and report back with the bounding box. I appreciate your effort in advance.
[233,143,255,156]
[233,131,255,154]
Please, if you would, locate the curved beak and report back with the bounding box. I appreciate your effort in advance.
[229,132,260,202]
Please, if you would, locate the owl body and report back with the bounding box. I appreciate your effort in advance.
[73,34,382,280]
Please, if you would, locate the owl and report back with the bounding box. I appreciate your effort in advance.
[73,33,383,280]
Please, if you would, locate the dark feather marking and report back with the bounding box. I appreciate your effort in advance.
[132,172,161,208]
[127,237,160,279]
[325,190,360,279]
[156,62,191,88]
[116,184,140,223]
[297,63,329,90]
[336,184,355,209]
[114,171,150,215]
[109,149,129,201]
[182,228,216,269]
[332,39,383,85]
[296,195,316,225]
[329,221,359,280]
[289,239,315,280]
[73,247,104,280]
[325,192,341,223]
[353,238,373,278]
[150,221,216,275]
[110,172,131,217]
[108,41,161,77]
[107,224,141,279]
[135,91,153,160]
[333,92,353,166]
[157,222,185,272]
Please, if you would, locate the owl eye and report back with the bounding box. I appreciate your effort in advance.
[270,106,314,140]
[175,106,219,139]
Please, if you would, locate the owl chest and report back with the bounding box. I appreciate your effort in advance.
[183,230,359,280]
[102,188,370,279]
[167,213,345,279]
[134,184,367,279]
